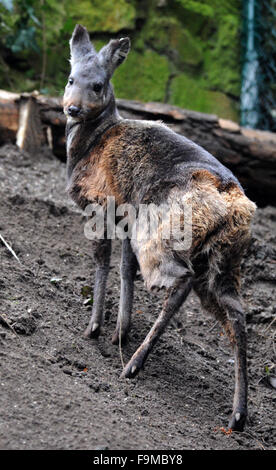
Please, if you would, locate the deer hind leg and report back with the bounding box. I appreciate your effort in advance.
[112,238,139,345]
[220,293,247,432]
[194,266,247,431]
[121,275,193,379]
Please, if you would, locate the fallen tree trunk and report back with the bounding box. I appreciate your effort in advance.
[0,90,275,206]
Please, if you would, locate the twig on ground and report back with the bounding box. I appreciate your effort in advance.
[0,233,21,264]
[0,313,18,336]
[262,316,276,334]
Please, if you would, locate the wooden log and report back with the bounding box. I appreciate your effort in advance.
[0,89,275,206]
[16,93,44,154]
[0,90,20,144]
[0,90,45,154]
[0,90,60,154]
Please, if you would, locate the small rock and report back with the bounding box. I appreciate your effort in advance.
[13,314,36,335]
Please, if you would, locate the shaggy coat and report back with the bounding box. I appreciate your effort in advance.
[64,24,256,432]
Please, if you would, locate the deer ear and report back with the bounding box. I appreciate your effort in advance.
[69,24,95,63]
[98,37,131,77]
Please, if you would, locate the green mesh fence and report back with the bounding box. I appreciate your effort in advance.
[241,0,276,131]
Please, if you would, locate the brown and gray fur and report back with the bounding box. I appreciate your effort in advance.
[63,25,256,432]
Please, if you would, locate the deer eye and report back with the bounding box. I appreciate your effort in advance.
[68,77,74,85]
[93,83,102,93]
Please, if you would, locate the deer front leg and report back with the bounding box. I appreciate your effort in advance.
[84,238,111,338]
[112,238,138,344]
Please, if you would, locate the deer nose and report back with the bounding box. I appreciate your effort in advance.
[68,105,81,117]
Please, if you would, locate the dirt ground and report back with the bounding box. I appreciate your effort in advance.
[0,143,275,450]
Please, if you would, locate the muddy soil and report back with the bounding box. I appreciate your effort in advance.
[0,144,275,450]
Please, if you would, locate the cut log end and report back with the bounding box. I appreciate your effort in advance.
[16,96,43,154]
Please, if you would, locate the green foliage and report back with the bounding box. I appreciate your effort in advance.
[0,0,13,12]
[170,73,239,121]
[0,0,242,120]
[112,49,170,103]
[142,15,203,68]
[0,0,69,92]
[174,0,214,18]
[66,0,136,33]
[206,14,241,96]
[174,0,241,18]
[0,0,40,53]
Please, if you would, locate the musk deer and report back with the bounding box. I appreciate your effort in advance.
[63,24,256,431]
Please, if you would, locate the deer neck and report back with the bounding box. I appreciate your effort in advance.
[65,93,120,178]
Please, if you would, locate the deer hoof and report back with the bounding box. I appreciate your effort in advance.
[83,322,101,339]
[228,409,247,432]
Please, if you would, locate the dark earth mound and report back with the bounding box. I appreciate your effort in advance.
[0,144,275,450]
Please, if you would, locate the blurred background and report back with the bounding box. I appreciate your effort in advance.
[0,0,275,130]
